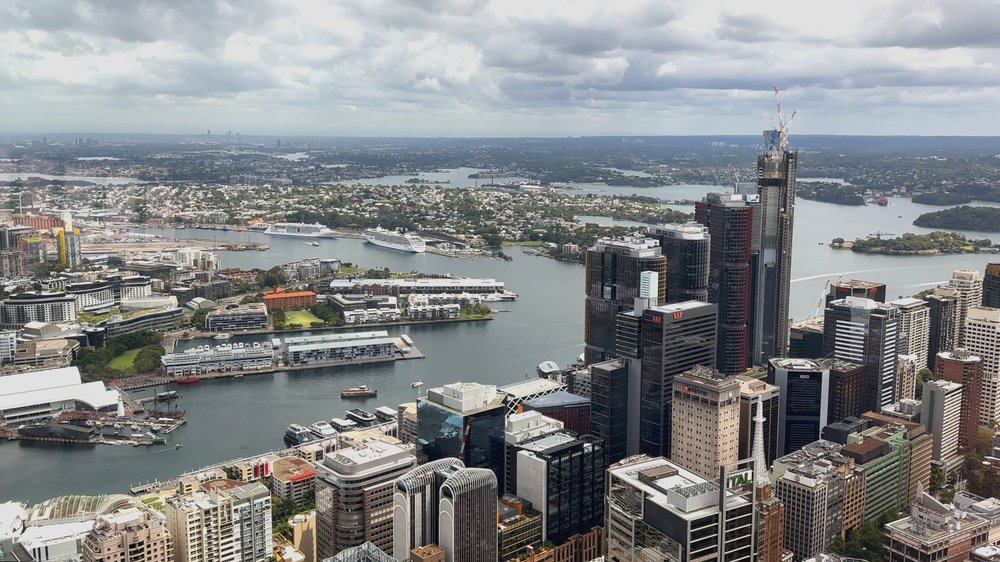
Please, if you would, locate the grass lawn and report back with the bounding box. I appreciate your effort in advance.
[285,310,322,325]
[340,266,366,275]
[108,348,140,371]
[459,310,493,320]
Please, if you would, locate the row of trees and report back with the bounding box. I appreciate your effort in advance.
[851,231,993,254]
[914,206,1000,233]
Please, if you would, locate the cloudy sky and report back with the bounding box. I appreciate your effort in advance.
[2,0,999,136]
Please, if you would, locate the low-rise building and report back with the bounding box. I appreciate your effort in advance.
[283,332,398,367]
[161,343,274,376]
[12,338,79,368]
[272,457,317,506]
[264,288,318,311]
[205,303,268,332]
[884,487,989,562]
[343,308,402,325]
[406,303,460,321]
[0,366,120,424]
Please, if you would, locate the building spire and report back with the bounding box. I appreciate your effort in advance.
[752,397,770,489]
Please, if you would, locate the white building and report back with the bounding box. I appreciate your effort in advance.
[119,276,153,301]
[921,379,964,472]
[229,482,273,562]
[890,297,931,369]
[0,330,16,364]
[0,292,77,329]
[66,281,115,313]
[0,366,121,423]
[175,248,220,272]
[950,269,984,345]
[966,306,1000,426]
[18,521,93,562]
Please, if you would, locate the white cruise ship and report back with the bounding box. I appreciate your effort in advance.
[363,227,426,253]
[264,222,337,238]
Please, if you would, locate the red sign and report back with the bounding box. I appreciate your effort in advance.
[673,311,683,320]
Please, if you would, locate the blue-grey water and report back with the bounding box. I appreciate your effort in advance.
[2,183,999,503]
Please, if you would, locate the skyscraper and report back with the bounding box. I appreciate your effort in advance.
[889,297,931,369]
[816,358,866,423]
[584,237,667,363]
[417,382,506,483]
[316,440,417,558]
[950,269,984,345]
[166,481,273,562]
[964,307,1000,426]
[984,263,1000,309]
[669,367,741,480]
[769,358,830,456]
[393,458,466,559]
[825,279,886,306]
[696,192,756,374]
[788,319,824,359]
[934,349,982,453]
[926,290,959,369]
[822,297,900,412]
[756,125,798,361]
[587,358,630,464]
[920,379,964,472]
[639,300,718,458]
[736,374,781,466]
[438,468,498,562]
[647,223,710,303]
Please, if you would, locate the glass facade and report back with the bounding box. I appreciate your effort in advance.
[538,437,606,544]
[417,401,505,487]
[589,359,629,464]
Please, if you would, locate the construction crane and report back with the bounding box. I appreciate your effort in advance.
[772,86,798,153]
[810,274,842,320]
[868,230,896,239]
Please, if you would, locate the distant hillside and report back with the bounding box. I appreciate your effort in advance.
[913,206,1000,232]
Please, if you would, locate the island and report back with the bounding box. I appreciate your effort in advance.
[913,206,1000,232]
[797,181,866,206]
[845,231,995,255]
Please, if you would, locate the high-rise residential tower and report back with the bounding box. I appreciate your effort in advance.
[889,297,931,369]
[927,289,959,369]
[756,125,798,361]
[964,306,1000,426]
[920,379,964,472]
[315,440,417,558]
[669,367,741,480]
[984,263,1000,308]
[822,297,900,412]
[950,269,984,344]
[696,192,756,374]
[584,236,667,363]
[83,508,173,562]
[638,301,718,458]
[934,349,982,452]
[649,223,710,303]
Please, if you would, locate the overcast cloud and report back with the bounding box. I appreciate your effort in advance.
[2,0,999,136]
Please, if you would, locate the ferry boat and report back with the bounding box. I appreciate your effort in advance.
[345,408,376,427]
[284,424,315,446]
[156,391,179,402]
[363,227,426,253]
[308,420,338,439]
[264,222,337,238]
[341,385,377,399]
[330,418,358,433]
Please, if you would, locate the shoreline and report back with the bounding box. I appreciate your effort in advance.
[177,315,492,342]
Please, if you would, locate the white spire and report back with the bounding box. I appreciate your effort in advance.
[752,397,771,489]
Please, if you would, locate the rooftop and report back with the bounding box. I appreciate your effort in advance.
[208,302,268,316]
[833,279,885,289]
[498,377,565,399]
[770,357,823,371]
[648,223,709,240]
[523,390,590,409]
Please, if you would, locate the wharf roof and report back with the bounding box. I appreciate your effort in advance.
[523,391,590,409]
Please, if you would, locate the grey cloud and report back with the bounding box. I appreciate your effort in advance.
[864,0,1000,48]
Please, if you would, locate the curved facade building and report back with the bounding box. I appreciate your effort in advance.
[392,458,465,559]
[439,468,498,562]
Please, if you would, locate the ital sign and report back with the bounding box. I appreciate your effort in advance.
[726,469,753,489]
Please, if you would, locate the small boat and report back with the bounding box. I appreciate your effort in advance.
[176,376,200,385]
[234,374,244,379]
[174,443,183,449]
[309,420,337,439]
[156,391,179,401]
[346,408,377,427]
[214,334,231,341]
[411,380,424,389]
[310,241,320,247]
[341,385,377,399]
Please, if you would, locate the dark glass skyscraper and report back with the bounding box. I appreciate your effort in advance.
[768,358,830,456]
[696,193,756,374]
[588,358,629,464]
[984,263,1000,308]
[927,291,959,370]
[756,128,798,361]
[648,223,710,303]
[584,237,667,364]
[638,301,717,458]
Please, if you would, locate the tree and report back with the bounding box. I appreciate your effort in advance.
[915,368,933,399]
[134,346,165,373]
[978,427,995,457]
[930,465,945,492]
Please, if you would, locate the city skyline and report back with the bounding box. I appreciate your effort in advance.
[3,0,1000,136]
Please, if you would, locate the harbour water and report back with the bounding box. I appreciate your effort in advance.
[3,186,999,503]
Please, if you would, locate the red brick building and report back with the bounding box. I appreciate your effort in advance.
[263,288,318,311]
